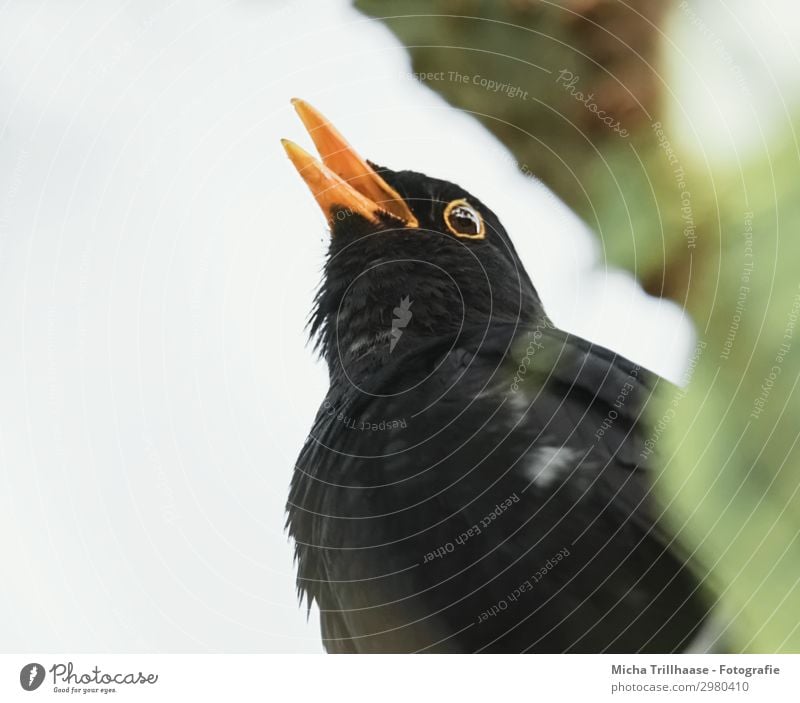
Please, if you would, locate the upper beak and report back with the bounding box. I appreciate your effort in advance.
[281,99,419,229]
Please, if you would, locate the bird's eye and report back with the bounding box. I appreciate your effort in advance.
[443,199,485,240]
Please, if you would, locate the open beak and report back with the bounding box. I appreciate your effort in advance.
[281,99,418,229]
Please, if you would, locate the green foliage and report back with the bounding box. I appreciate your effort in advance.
[663,125,800,651]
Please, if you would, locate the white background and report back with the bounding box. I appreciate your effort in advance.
[4,0,791,653]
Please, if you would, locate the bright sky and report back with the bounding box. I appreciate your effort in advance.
[0,0,704,652]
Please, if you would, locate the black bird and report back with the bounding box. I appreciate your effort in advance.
[282,99,708,653]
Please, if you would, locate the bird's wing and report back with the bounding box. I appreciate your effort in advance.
[289,323,707,652]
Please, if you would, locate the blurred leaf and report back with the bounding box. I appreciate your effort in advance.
[661,121,800,651]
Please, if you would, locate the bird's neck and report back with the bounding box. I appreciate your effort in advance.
[321,306,453,387]
[311,257,547,388]
[320,307,549,391]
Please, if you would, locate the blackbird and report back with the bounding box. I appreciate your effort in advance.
[281,99,708,653]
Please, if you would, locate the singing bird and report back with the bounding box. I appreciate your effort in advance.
[282,99,708,653]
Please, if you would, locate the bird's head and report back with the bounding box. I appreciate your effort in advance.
[282,99,546,380]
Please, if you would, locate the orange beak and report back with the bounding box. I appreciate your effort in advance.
[281,99,419,229]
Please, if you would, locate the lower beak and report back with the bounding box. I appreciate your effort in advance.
[281,99,418,229]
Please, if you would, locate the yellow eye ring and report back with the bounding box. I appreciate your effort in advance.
[443,198,485,240]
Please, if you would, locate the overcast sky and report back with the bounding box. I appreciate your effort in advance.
[6,0,775,652]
